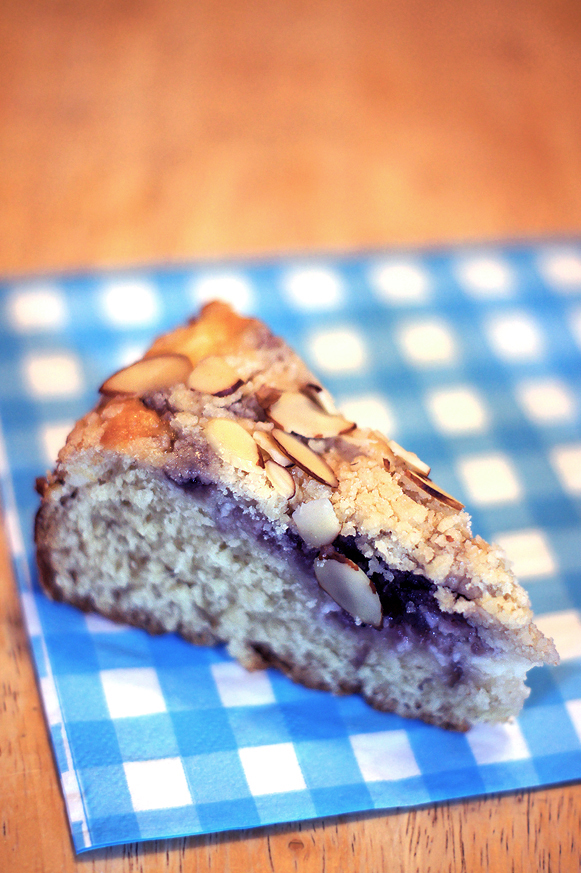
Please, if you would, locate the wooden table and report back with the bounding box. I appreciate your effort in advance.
[2,1,580,869]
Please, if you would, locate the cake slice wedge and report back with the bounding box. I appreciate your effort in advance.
[35,301,558,730]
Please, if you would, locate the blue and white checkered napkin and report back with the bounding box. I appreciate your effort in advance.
[1,243,581,852]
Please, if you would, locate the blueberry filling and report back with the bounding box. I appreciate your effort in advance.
[334,535,489,655]
[165,473,489,657]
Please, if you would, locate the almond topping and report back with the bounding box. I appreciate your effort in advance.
[388,439,431,477]
[100,354,192,397]
[253,430,294,467]
[302,383,339,415]
[255,385,282,409]
[187,356,244,396]
[271,429,338,487]
[205,418,261,473]
[314,552,383,628]
[371,430,397,460]
[405,470,465,511]
[292,498,340,547]
[267,391,355,439]
[264,460,296,499]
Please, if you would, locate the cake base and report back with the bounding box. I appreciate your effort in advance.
[36,452,536,730]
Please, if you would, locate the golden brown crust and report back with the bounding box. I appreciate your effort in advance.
[146,301,262,366]
[100,397,173,449]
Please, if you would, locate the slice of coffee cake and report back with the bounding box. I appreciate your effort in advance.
[35,301,558,729]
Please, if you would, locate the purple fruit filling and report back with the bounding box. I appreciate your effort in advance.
[335,535,489,656]
[166,472,489,660]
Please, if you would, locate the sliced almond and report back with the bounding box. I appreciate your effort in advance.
[264,460,296,499]
[100,354,192,397]
[205,418,261,473]
[271,429,338,487]
[253,430,294,467]
[255,385,282,409]
[187,356,244,396]
[314,552,383,628]
[267,391,355,439]
[388,439,431,477]
[302,383,339,415]
[405,470,465,512]
[292,498,340,548]
[371,430,396,459]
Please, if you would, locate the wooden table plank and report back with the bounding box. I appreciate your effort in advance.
[1,1,581,869]
[1,0,581,277]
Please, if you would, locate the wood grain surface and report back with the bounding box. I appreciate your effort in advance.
[1,1,581,870]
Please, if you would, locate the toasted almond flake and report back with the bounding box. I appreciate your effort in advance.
[314,553,383,628]
[253,430,294,467]
[187,356,244,396]
[264,460,296,499]
[302,383,339,415]
[267,391,355,439]
[271,429,338,487]
[405,470,465,511]
[100,354,192,397]
[255,385,282,409]
[292,498,341,547]
[205,418,261,473]
[388,439,431,477]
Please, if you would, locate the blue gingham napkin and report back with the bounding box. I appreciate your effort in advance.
[1,242,581,853]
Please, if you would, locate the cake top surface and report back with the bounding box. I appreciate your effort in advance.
[51,301,558,664]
